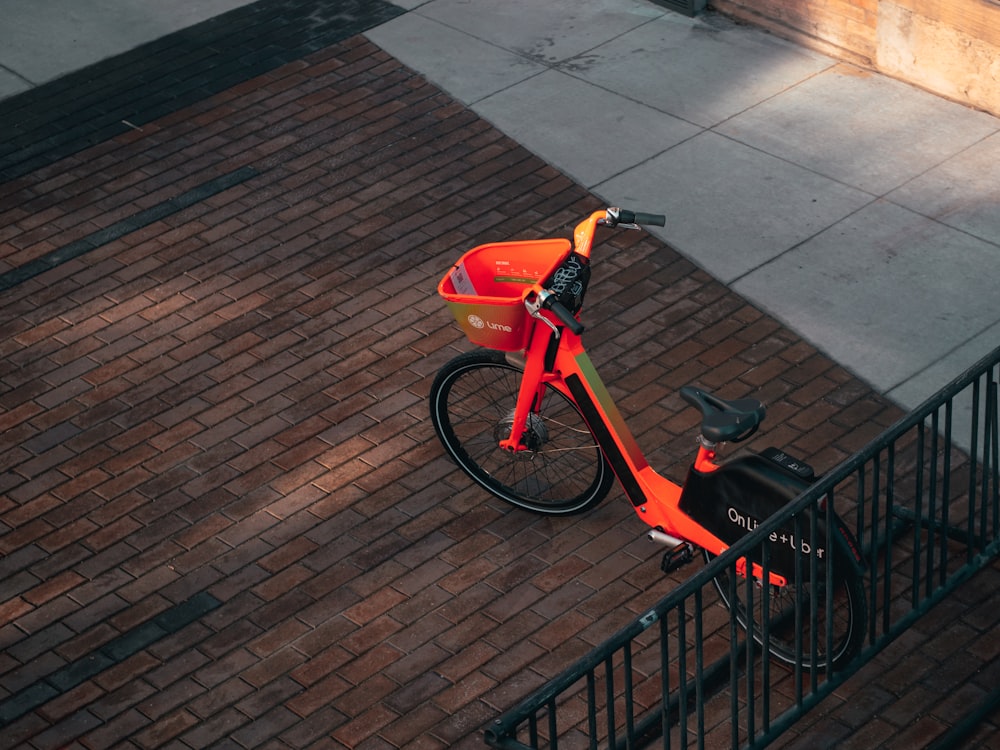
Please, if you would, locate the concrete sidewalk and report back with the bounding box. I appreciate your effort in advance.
[2,0,999,410]
[0,0,255,99]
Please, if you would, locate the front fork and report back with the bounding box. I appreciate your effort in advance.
[497,370,550,452]
[497,317,557,453]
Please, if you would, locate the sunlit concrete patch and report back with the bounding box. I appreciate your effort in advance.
[595,131,871,282]
[887,130,1000,247]
[475,69,700,188]
[414,0,663,64]
[716,63,1000,196]
[561,11,833,128]
[733,200,1000,402]
[366,11,547,105]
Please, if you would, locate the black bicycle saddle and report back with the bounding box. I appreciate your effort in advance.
[680,386,766,443]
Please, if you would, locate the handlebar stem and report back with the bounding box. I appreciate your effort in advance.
[572,210,609,260]
[573,206,666,257]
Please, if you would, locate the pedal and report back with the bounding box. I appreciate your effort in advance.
[661,543,694,574]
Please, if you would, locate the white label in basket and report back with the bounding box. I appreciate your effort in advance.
[451,261,478,296]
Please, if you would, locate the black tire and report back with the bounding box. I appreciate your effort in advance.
[430,350,614,514]
[704,549,866,672]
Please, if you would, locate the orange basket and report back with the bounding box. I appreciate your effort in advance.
[438,238,572,351]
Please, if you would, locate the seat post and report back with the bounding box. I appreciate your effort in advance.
[694,438,717,472]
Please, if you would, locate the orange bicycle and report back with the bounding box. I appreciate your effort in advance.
[429,208,865,671]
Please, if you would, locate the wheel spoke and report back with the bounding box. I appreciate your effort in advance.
[705,550,864,671]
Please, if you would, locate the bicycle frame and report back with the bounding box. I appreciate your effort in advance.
[503,315,734,556]
[496,210,801,584]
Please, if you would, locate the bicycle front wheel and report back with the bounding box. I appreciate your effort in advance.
[430,350,614,515]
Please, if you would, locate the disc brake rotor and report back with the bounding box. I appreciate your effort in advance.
[496,411,549,452]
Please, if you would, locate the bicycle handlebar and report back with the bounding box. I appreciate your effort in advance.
[540,291,586,335]
[533,207,665,337]
[607,207,666,228]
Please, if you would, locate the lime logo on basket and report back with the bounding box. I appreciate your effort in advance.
[468,314,512,333]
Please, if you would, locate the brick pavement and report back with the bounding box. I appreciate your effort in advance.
[1,7,999,750]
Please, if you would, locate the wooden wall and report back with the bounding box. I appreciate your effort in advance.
[711,0,1000,116]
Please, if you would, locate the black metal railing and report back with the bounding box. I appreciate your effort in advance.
[486,344,1000,749]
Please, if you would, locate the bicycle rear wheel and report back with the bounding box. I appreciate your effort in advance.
[430,350,614,514]
[704,549,866,672]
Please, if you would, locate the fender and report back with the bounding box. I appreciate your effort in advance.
[678,452,864,584]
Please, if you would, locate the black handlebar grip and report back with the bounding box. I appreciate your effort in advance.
[615,209,666,227]
[632,211,666,227]
[548,298,585,335]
